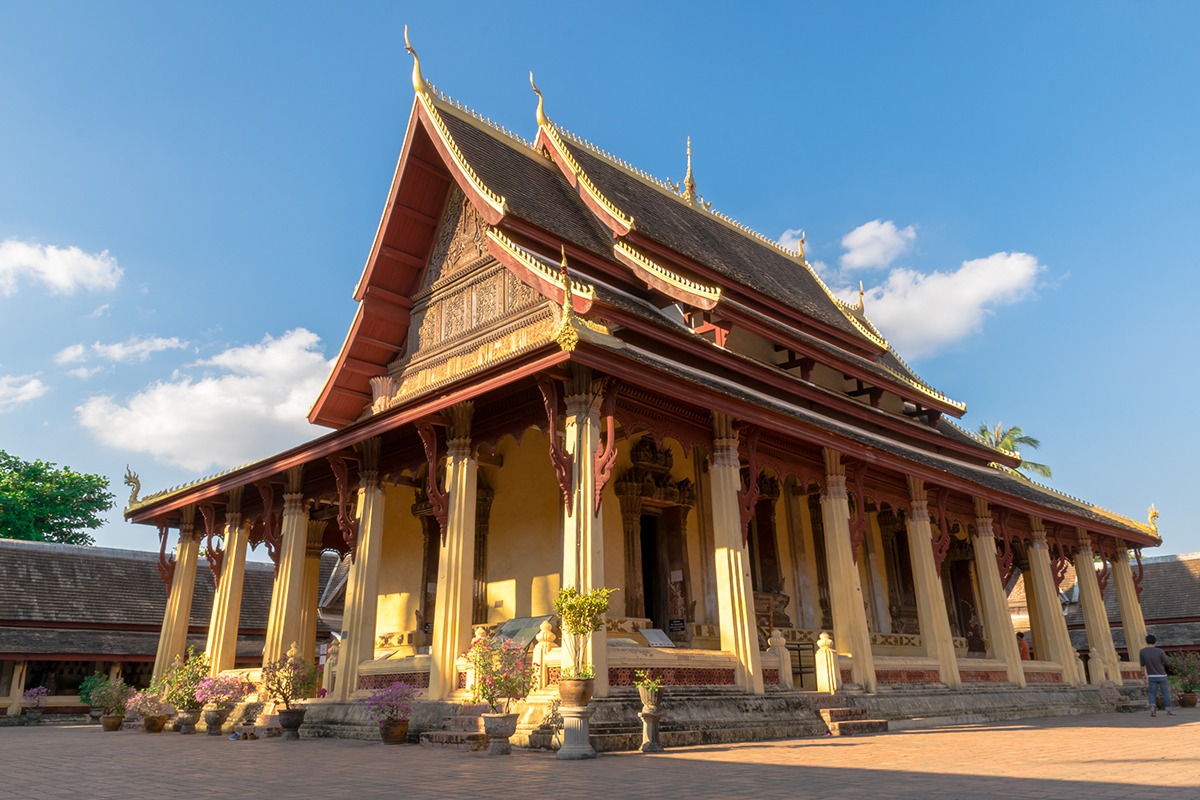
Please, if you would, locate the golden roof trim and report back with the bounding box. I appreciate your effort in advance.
[988,463,1159,538]
[613,241,721,309]
[539,122,635,232]
[485,228,596,305]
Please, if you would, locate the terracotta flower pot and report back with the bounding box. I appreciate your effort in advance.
[558,678,594,708]
[142,715,168,733]
[100,714,124,732]
[379,719,409,744]
[203,707,232,735]
[482,712,519,755]
[278,706,307,740]
[1180,692,1198,708]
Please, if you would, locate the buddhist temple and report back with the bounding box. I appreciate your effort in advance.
[126,32,1160,745]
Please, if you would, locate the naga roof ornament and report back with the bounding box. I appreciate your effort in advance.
[403,25,427,96]
[530,72,549,128]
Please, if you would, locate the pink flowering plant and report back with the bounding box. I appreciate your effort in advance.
[467,636,534,714]
[358,681,419,723]
[22,686,49,710]
[126,686,172,718]
[260,653,322,710]
[195,674,246,709]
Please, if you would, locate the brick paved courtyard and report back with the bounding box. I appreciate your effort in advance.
[2,711,1197,800]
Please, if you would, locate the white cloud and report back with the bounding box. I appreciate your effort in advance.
[67,366,105,380]
[0,238,123,296]
[778,228,806,252]
[0,374,49,412]
[840,219,916,271]
[56,335,188,367]
[87,304,112,319]
[76,328,334,472]
[851,252,1043,359]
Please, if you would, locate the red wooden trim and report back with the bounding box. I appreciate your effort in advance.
[414,100,505,227]
[327,455,360,559]
[416,421,448,540]
[534,128,633,237]
[594,378,620,515]
[536,375,572,513]
[736,426,761,546]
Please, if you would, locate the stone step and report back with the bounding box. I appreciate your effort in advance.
[444,715,485,732]
[1114,700,1145,714]
[819,707,867,723]
[828,719,889,737]
[419,730,488,750]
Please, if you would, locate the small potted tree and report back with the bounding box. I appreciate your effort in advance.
[91,676,133,731]
[78,672,107,724]
[21,686,49,725]
[359,680,419,744]
[1168,651,1200,708]
[127,684,172,733]
[466,635,534,755]
[195,674,246,735]
[261,644,322,740]
[160,647,209,733]
[553,586,615,708]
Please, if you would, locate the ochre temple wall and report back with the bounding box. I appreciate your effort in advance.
[487,429,563,620]
[375,483,424,640]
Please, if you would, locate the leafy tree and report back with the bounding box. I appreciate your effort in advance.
[0,450,114,545]
[976,422,1052,478]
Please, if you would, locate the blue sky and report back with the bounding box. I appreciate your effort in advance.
[1,3,1196,555]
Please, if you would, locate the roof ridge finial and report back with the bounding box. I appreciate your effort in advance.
[560,246,573,309]
[404,25,427,96]
[857,280,865,311]
[530,72,548,128]
[683,136,696,202]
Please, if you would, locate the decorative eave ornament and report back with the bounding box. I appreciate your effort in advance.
[554,247,623,353]
[530,72,549,129]
[404,25,427,96]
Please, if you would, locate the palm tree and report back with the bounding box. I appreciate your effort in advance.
[976,422,1052,478]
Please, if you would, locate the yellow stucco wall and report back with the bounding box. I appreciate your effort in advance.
[375,483,424,639]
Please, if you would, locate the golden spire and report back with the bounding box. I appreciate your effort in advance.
[403,25,426,96]
[530,72,548,128]
[560,246,573,310]
[857,280,865,311]
[682,137,697,202]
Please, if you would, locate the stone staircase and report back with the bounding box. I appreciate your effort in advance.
[819,707,889,736]
[419,703,488,750]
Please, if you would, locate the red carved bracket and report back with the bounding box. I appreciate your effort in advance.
[1133,547,1145,598]
[537,375,573,514]
[1050,534,1071,591]
[845,460,868,564]
[256,481,282,577]
[594,378,620,516]
[328,455,361,559]
[416,421,449,541]
[1096,556,1111,595]
[156,520,176,589]
[994,509,1016,587]
[200,503,223,587]
[736,425,761,547]
[928,487,951,572]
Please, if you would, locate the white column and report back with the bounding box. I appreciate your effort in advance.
[429,405,478,699]
[1112,543,1148,661]
[1074,529,1121,685]
[152,510,201,682]
[903,476,959,689]
[971,498,1025,687]
[206,490,248,675]
[1027,519,1085,686]
[709,413,763,694]
[337,438,385,699]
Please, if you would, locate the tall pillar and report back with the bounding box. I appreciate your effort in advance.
[428,405,479,699]
[205,489,248,675]
[902,477,959,689]
[153,508,201,682]
[1026,519,1084,686]
[709,413,763,694]
[560,372,611,696]
[264,467,307,665]
[299,519,326,664]
[337,438,384,699]
[1074,529,1120,685]
[1112,543,1148,661]
[971,499,1025,687]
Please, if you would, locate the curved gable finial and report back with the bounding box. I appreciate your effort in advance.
[530,72,549,128]
[403,25,427,96]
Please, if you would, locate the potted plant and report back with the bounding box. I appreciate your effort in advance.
[553,586,615,708]
[195,674,246,735]
[159,647,209,734]
[1168,651,1200,708]
[466,635,534,755]
[261,645,322,740]
[78,672,107,724]
[127,685,172,733]
[358,680,419,744]
[21,686,49,724]
[91,676,133,731]
[633,669,663,712]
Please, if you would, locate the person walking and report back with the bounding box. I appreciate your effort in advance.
[1016,632,1031,661]
[1139,634,1176,717]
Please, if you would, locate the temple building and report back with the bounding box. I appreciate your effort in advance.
[126,35,1159,741]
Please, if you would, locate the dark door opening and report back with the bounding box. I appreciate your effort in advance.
[640,514,662,629]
